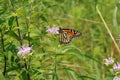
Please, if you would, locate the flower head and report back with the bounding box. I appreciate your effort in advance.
[113,75,120,80]
[104,57,114,66]
[18,44,32,56]
[113,62,120,72]
[46,27,59,34]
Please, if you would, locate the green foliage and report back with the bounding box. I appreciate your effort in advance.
[0,0,120,80]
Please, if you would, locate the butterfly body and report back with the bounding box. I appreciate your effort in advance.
[58,28,82,44]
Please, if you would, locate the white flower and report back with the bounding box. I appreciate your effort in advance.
[113,75,120,80]
[113,62,120,72]
[18,44,32,56]
[46,27,59,34]
[104,57,114,66]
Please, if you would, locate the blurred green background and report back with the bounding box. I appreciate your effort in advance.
[0,0,120,80]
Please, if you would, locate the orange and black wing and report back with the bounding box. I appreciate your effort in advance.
[59,28,82,44]
[59,31,72,44]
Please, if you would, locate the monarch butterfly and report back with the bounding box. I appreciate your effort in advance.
[58,28,82,44]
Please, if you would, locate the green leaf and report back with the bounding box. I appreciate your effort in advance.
[0,6,6,15]
[0,18,5,25]
[5,31,19,40]
[40,14,48,22]
[77,75,96,80]
[8,16,15,27]
[5,42,16,53]
[0,72,5,80]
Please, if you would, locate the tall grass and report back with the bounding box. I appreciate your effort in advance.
[0,0,120,80]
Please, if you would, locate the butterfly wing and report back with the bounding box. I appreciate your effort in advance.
[59,28,82,44]
[59,31,72,44]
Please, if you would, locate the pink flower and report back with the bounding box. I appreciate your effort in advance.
[46,27,59,34]
[18,44,32,56]
[113,75,120,80]
[104,57,114,66]
[113,62,120,72]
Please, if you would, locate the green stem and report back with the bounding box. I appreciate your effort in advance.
[24,8,31,80]
[9,0,23,46]
[25,18,30,46]
[0,29,7,76]
[9,0,30,80]
[24,59,30,80]
[52,54,57,80]
[96,6,120,55]
[3,56,7,76]
[15,16,23,46]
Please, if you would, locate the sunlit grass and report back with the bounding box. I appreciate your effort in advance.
[0,0,120,80]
